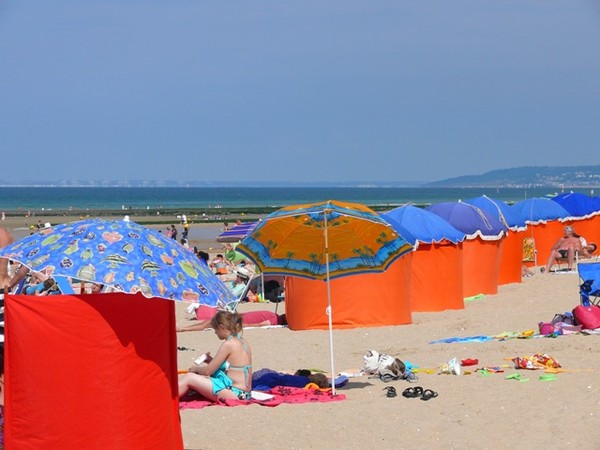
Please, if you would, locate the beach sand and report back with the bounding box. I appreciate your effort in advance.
[176,265,600,449]
[1,214,225,253]
[3,215,599,448]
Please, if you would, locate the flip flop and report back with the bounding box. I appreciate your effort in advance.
[402,386,423,398]
[420,389,438,401]
[505,373,529,382]
[383,386,397,398]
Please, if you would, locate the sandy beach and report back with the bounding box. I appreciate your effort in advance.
[173,271,600,449]
[2,214,599,449]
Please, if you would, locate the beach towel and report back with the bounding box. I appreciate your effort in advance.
[179,386,346,410]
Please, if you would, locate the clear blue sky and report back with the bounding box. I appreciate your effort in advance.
[1,1,599,184]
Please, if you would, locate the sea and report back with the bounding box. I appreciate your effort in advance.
[0,186,586,212]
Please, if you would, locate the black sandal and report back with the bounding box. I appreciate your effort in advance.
[420,389,438,401]
[383,386,397,398]
[402,386,423,398]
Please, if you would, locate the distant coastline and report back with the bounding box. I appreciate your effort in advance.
[1,164,599,189]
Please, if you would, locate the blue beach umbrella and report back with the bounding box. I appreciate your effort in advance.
[382,205,466,244]
[464,195,526,229]
[551,192,598,218]
[511,198,571,224]
[426,201,506,239]
[0,218,235,306]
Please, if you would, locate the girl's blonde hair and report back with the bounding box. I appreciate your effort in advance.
[211,310,243,335]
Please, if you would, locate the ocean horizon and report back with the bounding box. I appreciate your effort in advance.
[0,186,588,213]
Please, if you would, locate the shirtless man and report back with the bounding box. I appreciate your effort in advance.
[543,225,583,273]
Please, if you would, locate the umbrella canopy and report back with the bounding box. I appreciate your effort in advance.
[382,205,466,244]
[551,192,598,218]
[426,201,506,240]
[0,218,235,306]
[511,198,571,224]
[237,200,413,280]
[464,195,526,230]
[216,221,258,243]
[236,200,414,394]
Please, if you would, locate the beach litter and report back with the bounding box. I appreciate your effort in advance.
[505,373,530,382]
[539,373,559,382]
[512,354,561,370]
[438,357,462,375]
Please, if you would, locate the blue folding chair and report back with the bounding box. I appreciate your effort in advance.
[578,262,600,306]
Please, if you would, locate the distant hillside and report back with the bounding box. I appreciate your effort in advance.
[425,165,600,188]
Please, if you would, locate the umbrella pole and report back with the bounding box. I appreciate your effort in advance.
[324,213,336,396]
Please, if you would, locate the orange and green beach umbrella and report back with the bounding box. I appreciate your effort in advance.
[236,200,414,394]
[236,200,413,280]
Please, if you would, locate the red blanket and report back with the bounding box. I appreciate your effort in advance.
[179,386,346,409]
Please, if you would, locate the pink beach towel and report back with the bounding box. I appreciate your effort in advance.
[179,386,346,409]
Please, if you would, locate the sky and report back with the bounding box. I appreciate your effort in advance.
[1,1,599,184]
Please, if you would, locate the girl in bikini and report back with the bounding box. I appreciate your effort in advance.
[178,311,253,401]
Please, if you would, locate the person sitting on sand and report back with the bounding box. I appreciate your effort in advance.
[24,277,58,296]
[209,254,231,275]
[581,242,597,259]
[542,225,583,273]
[195,250,209,266]
[79,281,103,294]
[177,306,286,332]
[575,234,597,260]
[178,310,253,401]
[223,267,253,299]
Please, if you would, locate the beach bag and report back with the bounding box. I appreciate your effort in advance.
[538,322,556,336]
[572,305,600,330]
[551,312,574,326]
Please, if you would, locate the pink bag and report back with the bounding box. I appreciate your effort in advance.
[538,322,556,335]
[572,305,600,330]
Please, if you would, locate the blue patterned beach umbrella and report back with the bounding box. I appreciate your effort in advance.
[0,218,235,306]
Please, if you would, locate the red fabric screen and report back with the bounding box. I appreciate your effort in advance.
[462,238,501,297]
[411,242,464,312]
[5,292,183,450]
[285,256,413,330]
[498,230,523,285]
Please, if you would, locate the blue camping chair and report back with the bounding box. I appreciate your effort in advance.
[578,262,600,306]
